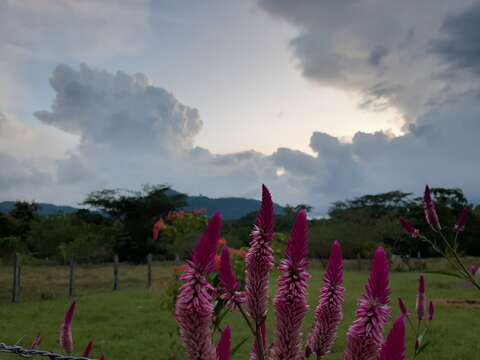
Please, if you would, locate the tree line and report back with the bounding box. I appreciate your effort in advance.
[1,186,479,264]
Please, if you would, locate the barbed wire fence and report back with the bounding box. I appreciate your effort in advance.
[0,343,97,360]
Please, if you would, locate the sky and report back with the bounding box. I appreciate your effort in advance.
[1,0,480,215]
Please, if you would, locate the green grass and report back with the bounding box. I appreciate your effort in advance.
[0,264,479,359]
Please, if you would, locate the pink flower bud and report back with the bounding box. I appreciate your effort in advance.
[59,302,76,354]
[424,185,441,232]
[99,353,106,360]
[416,275,426,320]
[428,300,435,321]
[454,208,468,233]
[31,334,42,350]
[400,217,420,238]
[83,340,93,357]
[398,297,410,317]
[216,326,231,360]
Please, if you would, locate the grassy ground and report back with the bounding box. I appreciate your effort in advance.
[0,263,479,359]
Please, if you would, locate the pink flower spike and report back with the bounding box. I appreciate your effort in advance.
[428,300,435,321]
[272,209,310,360]
[99,353,106,360]
[191,212,222,273]
[416,275,426,320]
[469,265,479,276]
[399,218,420,238]
[217,326,232,360]
[454,208,468,233]
[175,214,223,359]
[83,340,93,357]
[31,334,42,350]
[307,240,345,358]
[246,185,275,325]
[59,301,76,354]
[398,298,410,317]
[219,246,246,310]
[379,316,406,360]
[424,185,441,232]
[345,247,390,360]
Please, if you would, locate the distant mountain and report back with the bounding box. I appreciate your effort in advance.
[0,194,284,220]
[184,195,284,220]
[0,201,79,216]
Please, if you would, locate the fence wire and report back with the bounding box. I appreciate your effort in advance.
[0,344,96,360]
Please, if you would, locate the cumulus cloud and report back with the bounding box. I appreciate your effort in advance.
[35,64,203,153]
[4,57,480,215]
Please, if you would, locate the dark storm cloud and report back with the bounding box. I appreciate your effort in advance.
[431,2,480,75]
[258,0,480,118]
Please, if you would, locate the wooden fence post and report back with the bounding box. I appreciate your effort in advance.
[11,253,20,303]
[113,255,119,291]
[69,258,76,297]
[147,253,153,289]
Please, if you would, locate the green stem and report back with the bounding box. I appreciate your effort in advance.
[237,304,256,338]
[255,322,266,360]
[438,232,480,291]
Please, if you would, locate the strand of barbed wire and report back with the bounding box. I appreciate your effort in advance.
[0,343,97,360]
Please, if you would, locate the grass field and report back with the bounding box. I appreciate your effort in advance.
[0,263,479,359]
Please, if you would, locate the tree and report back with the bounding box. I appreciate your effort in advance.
[83,185,186,261]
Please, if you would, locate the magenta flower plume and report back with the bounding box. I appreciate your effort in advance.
[454,208,468,233]
[307,240,345,359]
[246,185,275,325]
[217,326,232,360]
[345,247,390,360]
[379,316,406,360]
[175,213,223,360]
[398,298,410,317]
[31,334,42,350]
[399,218,420,238]
[416,275,426,320]
[99,353,106,360]
[83,340,94,357]
[219,246,246,309]
[424,185,441,232]
[191,212,223,273]
[428,300,435,321]
[59,301,76,354]
[272,209,310,360]
[470,265,479,276]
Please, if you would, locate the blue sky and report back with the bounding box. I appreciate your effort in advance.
[1,0,480,214]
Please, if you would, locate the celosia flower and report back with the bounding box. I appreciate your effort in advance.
[399,218,420,238]
[31,334,42,349]
[246,185,275,326]
[153,218,166,242]
[100,353,106,360]
[217,326,232,360]
[424,185,441,232]
[454,208,468,233]
[219,246,246,310]
[83,340,93,357]
[398,298,410,317]
[175,213,223,360]
[306,240,344,359]
[470,265,479,276]
[428,300,435,321]
[217,238,228,250]
[60,301,76,354]
[379,316,406,360]
[272,209,310,360]
[416,275,426,320]
[345,247,390,360]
